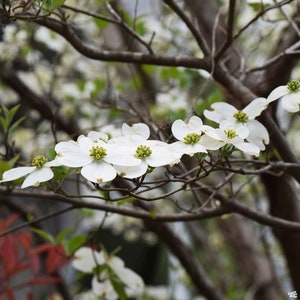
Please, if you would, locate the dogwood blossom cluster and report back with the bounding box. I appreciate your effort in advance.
[1,80,300,189]
[72,247,144,299]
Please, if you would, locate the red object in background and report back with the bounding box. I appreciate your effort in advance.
[0,214,70,300]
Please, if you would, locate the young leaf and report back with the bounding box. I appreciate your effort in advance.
[64,235,86,255]
[55,228,72,244]
[31,228,55,244]
[45,0,66,10]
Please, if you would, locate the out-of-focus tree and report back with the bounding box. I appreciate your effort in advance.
[0,1,300,299]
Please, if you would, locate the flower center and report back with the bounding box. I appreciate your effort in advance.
[225,129,238,139]
[287,80,300,93]
[89,146,107,160]
[233,110,248,123]
[183,133,201,144]
[32,155,48,168]
[135,145,152,159]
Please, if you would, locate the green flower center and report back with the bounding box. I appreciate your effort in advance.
[287,80,300,93]
[225,129,238,139]
[32,155,48,168]
[135,145,152,159]
[183,133,201,144]
[233,110,248,123]
[89,146,107,161]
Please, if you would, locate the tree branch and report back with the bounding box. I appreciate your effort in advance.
[0,61,80,137]
[34,17,211,69]
[2,188,300,232]
[162,0,210,56]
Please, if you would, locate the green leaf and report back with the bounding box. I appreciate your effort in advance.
[0,156,18,173]
[65,235,86,255]
[93,18,109,30]
[45,0,66,10]
[31,228,55,244]
[0,116,7,131]
[2,104,19,125]
[55,228,71,244]
[168,108,187,121]
[117,196,135,206]
[160,67,181,81]
[8,116,25,134]
[52,166,73,182]
[110,275,127,300]
[47,147,57,160]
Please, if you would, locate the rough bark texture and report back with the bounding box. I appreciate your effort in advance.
[262,173,300,292]
[218,215,283,300]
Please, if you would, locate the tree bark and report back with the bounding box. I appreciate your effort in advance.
[262,173,300,292]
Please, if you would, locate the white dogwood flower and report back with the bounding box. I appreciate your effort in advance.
[203,124,260,156]
[72,247,144,300]
[0,156,60,188]
[204,98,270,150]
[170,116,219,157]
[55,134,141,184]
[110,134,179,179]
[267,80,300,112]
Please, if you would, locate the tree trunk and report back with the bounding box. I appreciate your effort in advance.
[262,173,300,292]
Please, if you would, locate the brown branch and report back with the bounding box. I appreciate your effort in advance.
[0,61,80,137]
[3,188,300,232]
[34,17,211,70]
[0,189,228,223]
[104,1,154,54]
[214,0,236,61]
[143,218,225,299]
[162,0,210,56]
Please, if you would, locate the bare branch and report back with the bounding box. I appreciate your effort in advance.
[162,0,210,56]
[34,16,211,69]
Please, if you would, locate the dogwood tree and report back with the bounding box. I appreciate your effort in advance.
[0,0,300,299]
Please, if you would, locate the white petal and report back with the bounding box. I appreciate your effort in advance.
[145,143,181,167]
[109,134,146,147]
[200,134,224,150]
[203,109,224,124]
[87,131,109,142]
[267,85,289,103]
[114,163,148,179]
[281,94,300,112]
[234,142,260,156]
[92,277,118,300]
[21,167,53,188]
[243,97,269,119]
[105,147,141,167]
[45,158,62,167]
[81,161,116,183]
[72,247,104,273]
[168,141,206,157]
[55,141,92,167]
[77,135,95,153]
[167,142,186,161]
[107,256,125,271]
[202,126,226,141]
[118,268,144,295]
[122,123,150,139]
[171,119,191,140]
[247,120,269,150]
[171,117,203,141]
[187,116,203,131]
[1,166,35,182]
[204,102,236,123]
